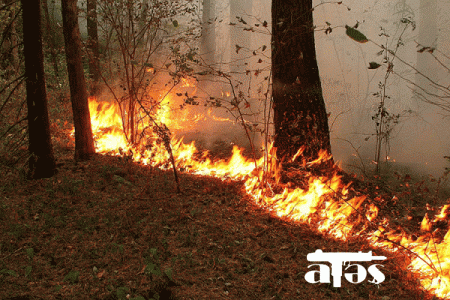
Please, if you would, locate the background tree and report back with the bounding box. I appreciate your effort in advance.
[42,0,60,78]
[21,0,56,179]
[62,0,95,160]
[230,0,252,74]
[87,0,101,95]
[201,0,215,66]
[415,0,438,96]
[271,0,332,165]
[1,0,20,76]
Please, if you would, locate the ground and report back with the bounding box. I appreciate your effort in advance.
[0,142,438,299]
[0,88,445,299]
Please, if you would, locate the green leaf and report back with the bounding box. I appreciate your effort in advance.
[116,286,129,300]
[149,248,158,256]
[144,62,154,68]
[63,270,80,284]
[113,175,132,186]
[164,268,173,280]
[145,262,162,276]
[111,242,124,253]
[368,62,381,69]
[345,25,368,43]
[172,20,179,27]
[25,266,32,277]
[26,247,34,260]
[0,269,17,277]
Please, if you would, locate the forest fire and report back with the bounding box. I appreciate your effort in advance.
[77,94,450,298]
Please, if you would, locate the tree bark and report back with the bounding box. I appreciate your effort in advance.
[22,0,56,179]
[271,0,332,165]
[62,0,95,160]
[87,0,101,95]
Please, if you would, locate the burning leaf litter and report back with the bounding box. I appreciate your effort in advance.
[77,93,450,298]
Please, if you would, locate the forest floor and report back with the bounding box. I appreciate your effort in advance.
[1,92,448,299]
[0,137,443,300]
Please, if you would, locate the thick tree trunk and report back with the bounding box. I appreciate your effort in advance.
[272,0,332,165]
[22,0,56,179]
[87,0,101,95]
[62,0,95,161]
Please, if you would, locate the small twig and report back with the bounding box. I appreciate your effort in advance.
[0,246,24,261]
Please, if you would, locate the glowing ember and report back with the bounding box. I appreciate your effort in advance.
[74,94,450,298]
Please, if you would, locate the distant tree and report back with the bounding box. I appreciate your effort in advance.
[230,0,252,74]
[21,0,57,179]
[42,0,60,78]
[87,0,101,95]
[271,0,333,165]
[415,0,438,98]
[1,0,20,76]
[201,0,215,65]
[61,0,95,160]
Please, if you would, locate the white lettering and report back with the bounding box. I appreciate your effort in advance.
[368,264,385,284]
[344,263,367,284]
[305,264,331,284]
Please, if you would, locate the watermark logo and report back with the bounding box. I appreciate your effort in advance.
[305,249,386,287]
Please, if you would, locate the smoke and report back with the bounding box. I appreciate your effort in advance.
[97,0,450,185]
[312,0,450,181]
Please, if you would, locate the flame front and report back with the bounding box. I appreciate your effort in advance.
[78,95,450,298]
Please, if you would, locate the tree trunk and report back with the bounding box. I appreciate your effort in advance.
[42,0,60,77]
[62,0,95,161]
[1,0,19,76]
[230,0,252,73]
[22,0,56,179]
[8,0,19,72]
[87,0,101,95]
[126,0,136,145]
[201,0,215,65]
[271,0,332,165]
[415,0,438,99]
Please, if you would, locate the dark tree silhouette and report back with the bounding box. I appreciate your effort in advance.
[271,0,332,165]
[22,0,56,179]
[62,0,95,161]
[87,0,101,95]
